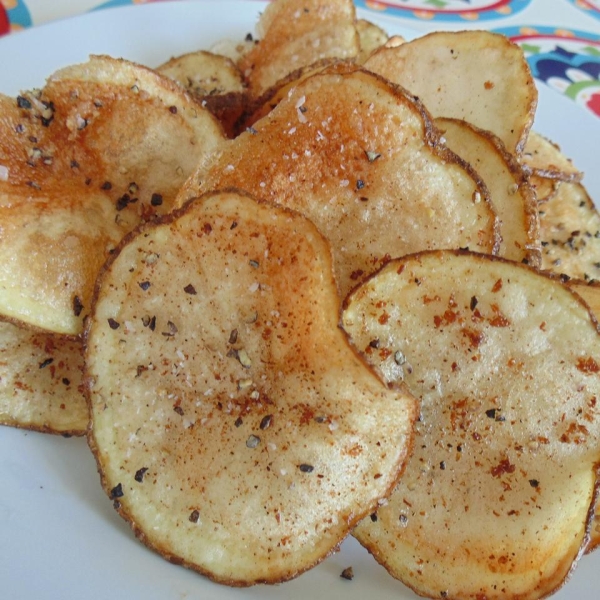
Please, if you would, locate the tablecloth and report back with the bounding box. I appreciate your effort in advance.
[0,0,599,118]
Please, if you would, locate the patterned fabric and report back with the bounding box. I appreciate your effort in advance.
[354,0,533,22]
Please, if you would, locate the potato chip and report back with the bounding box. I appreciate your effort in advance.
[566,278,600,554]
[435,117,540,266]
[0,321,86,435]
[364,30,538,154]
[0,55,225,335]
[538,181,600,281]
[238,0,359,96]
[342,249,600,600]
[0,184,131,336]
[355,19,388,64]
[179,67,498,300]
[240,58,346,127]
[522,131,583,182]
[156,50,246,137]
[156,50,245,97]
[85,189,417,585]
[45,55,225,205]
[521,132,583,204]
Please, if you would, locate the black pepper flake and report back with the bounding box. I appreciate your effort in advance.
[399,514,408,525]
[184,283,197,295]
[298,463,314,473]
[229,329,238,344]
[235,416,243,428]
[245,32,253,41]
[260,414,273,430]
[485,408,497,419]
[116,193,138,211]
[529,479,540,488]
[162,321,178,336]
[17,95,32,109]
[369,338,380,349]
[439,461,446,470]
[62,378,70,386]
[139,281,151,291]
[174,405,184,416]
[142,315,156,330]
[230,221,238,230]
[189,509,200,523]
[340,567,354,581]
[356,179,365,190]
[108,318,120,330]
[370,513,378,522]
[246,126,258,135]
[249,259,259,268]
[169,105,178,114]
[151,193,163,206]
[110,483,124,499]
[101,181,112,190]
[70,159,80,169]
[470,296,478,310]
[134,467,148,482]
[39,358,54,369]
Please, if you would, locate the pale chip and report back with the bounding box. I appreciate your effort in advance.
[85,190,417,585]
[156,50,247,137]
[342,250,600,600]
[355,19,388,64]
[538,181,600,282]
[521,132,584,203]
[435,117,540,266]
[0,321,86,435]
[365,30,537,154]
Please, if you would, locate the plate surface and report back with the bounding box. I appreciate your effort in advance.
[0,2,599,599]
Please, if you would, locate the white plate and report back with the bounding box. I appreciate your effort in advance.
[0,2,599,600]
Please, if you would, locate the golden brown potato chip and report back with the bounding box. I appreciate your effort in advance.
[44,55,225,205]
[85,189,417,586]
[179,67,498,300]
[238,0,359,96]
[364,30,538,154]
[342,249,600,600]
[538,181,600,281]
[0,321,86,435]
[240,58,349,128]
[0,55,225,335]
[435,117,540,266]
